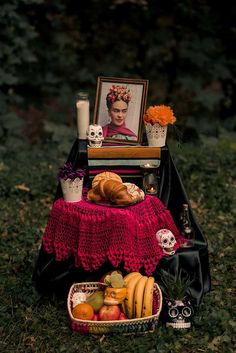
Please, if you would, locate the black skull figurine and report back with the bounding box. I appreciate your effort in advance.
[163,298,194,329]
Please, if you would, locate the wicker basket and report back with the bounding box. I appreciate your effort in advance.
[67,282,163,334]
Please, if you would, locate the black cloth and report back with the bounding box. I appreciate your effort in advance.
[32,140,211,305]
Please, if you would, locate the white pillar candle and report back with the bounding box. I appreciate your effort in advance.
[76,92,90,139]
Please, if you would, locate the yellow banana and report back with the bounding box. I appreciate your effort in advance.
[119,272,141,316]
[123,272,141,285]
[133,276,148,318]
[142,276,155,317]
[124,273,142,319]
[121,273,139,315]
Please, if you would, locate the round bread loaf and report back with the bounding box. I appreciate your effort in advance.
[94,179,106,198]
[111,187,134,205]
[123,183,145,203]
[92,171,122,189]
[87,189,103,202]
[101,179,124,201]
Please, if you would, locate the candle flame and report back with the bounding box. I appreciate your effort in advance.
[146,185,157,194]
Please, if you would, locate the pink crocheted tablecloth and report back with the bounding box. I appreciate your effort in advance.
[42,195,184,275]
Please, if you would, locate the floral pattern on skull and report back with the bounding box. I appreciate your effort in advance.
[156,228,176,255]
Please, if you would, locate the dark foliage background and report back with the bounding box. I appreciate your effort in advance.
[0,1,236,352]
[1,0,236,144]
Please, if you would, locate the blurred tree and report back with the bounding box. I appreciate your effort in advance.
[0,0,235,142]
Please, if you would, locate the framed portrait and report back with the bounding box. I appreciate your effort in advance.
[93,76,149,145]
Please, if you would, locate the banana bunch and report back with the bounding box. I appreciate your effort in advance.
[122,272,155,319]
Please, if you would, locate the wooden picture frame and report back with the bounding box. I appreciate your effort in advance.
[93,76,149,145]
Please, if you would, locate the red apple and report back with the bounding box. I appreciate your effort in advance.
[92,314,98,321]
[98,305,121,321]
[118,312,127,320]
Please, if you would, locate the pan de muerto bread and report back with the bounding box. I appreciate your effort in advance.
[88,172,145,206]
[92,171,122,189]
[123,182,145,203]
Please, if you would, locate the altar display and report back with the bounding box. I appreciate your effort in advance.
[32,76,211,333]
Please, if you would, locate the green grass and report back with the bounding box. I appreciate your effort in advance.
[0,132,235,353]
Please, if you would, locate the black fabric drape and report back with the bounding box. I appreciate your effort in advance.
[32,141,211,305]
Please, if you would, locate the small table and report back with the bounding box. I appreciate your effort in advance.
[42,195,183,275]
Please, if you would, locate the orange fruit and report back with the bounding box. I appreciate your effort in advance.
[72,303,94,320]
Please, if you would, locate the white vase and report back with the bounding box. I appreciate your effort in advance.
[145,123,167,147]
[60,177,83,202]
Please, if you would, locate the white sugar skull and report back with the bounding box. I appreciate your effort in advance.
[156,229,176,255]
[87,124,104,148]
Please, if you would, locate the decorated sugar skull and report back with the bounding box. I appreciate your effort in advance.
[164,298,194,329]
[156,229,176,255]
[87,124,104,148]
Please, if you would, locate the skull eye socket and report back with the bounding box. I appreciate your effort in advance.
[98,131,103,136]
[182,306,192,317]
[163,239,168,244]
[168,307,179,318]
[170,237,174,241]
[90,131,95,136]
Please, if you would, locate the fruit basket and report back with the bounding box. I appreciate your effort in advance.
[67,282,163,334]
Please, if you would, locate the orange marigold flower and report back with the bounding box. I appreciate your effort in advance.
[143,105,176,126]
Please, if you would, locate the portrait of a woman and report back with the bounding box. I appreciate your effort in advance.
[102,85,137,141]
[94,77,148,145]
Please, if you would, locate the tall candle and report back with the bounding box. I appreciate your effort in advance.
[76,92,90,139]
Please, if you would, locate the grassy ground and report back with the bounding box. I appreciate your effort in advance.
[0,130,235,352]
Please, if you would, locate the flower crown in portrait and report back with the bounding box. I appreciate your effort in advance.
[106,85,132,104]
